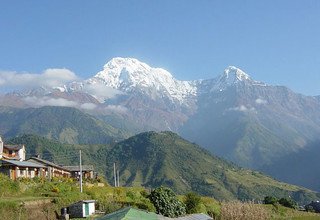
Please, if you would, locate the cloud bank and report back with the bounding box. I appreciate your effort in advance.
[0,68,77,91]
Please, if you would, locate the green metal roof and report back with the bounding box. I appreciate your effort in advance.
[97,207,159,220]
[97,207,213,220]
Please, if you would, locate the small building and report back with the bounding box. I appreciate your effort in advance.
[0,159,46,180]
[63,165,95,179]
[28,156,71,179]
[66,200,95,218]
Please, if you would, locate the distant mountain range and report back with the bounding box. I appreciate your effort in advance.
[8,132,320,204]
[1,57,320,191]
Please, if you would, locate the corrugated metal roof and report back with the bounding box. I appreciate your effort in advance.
[97,207,159,220]
[171,214,213,220]
[1,159,46,168]
[63,165,94,171]
[28,157,69,171]
[96,207,213,220]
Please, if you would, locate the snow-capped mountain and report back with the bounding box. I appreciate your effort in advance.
[2,57,320,193]
[87,57,197,104]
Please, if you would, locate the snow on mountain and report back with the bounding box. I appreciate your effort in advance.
[223,66,250,81]
[209,66,266,92]
[87,57,197,103]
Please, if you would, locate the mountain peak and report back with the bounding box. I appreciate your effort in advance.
[89,57,197,104]
[103,57,153,73]
[223,66,250,81]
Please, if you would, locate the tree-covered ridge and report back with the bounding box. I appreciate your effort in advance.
[7,132,320,204]
[105,131,320,203]
[0,106,131,144]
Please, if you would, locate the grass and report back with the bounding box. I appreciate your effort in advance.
[1,173,320,220]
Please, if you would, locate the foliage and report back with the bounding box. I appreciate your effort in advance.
[184,192,202,214]
[264,196,278,205]
[1,106,130,145]
[0,173,20,197]
[148,186,186,217]
[6,131,320,204]
[104,131,320,203]
[278,197,297,209]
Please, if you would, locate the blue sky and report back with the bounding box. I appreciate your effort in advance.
[1,0,320,95]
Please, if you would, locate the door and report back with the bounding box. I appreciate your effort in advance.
[85,203,89,216]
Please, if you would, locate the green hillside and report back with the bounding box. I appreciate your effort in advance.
[104,131,319,203]
[0,106,130,144]
[8,132,320,204]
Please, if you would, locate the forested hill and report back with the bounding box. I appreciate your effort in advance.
[8,132,320,204]
[104,131,319,203]
[0,106,130,144]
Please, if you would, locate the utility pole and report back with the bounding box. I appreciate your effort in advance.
[113,162,117,187]
[79,150,83,193]
[117,169,120,187]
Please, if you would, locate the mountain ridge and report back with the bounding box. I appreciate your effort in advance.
[1,57,320,192]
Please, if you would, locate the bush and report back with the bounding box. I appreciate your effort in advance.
[185,192,202,214]
[264,196,278,205]
[148,186,186,217]
[0,173,20,197]
[278,198,297,209]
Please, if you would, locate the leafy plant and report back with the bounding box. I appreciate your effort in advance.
[264,196,278,205]
[278,197,297,209]
[184,192,202,214]
[148,186,186,217]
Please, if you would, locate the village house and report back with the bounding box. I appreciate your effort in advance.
[63,165,95,180]
[0,136,26,161]
[1,136,96,181]
[27,156,71,179]
[0,159,47,180]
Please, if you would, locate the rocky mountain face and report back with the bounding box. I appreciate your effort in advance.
[182,68,320,168]
[1,57,320,190]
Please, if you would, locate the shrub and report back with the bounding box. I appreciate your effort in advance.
[184,192,202,214]
[278,198,297,209]
[264,196,278,205]
[148,186,186,217]
[0,173,20,196]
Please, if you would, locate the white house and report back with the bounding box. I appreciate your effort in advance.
[0,136,26,161]
[66,200,95,218]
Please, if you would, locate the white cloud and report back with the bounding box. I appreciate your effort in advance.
[0,68,77,90]
[80,102,97,110]
[23,96,99,111]
[255,98,267,105]
[228,105,256,113]
[83,82,123,102]
[104,105,128,114]
[23,96,78,107]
